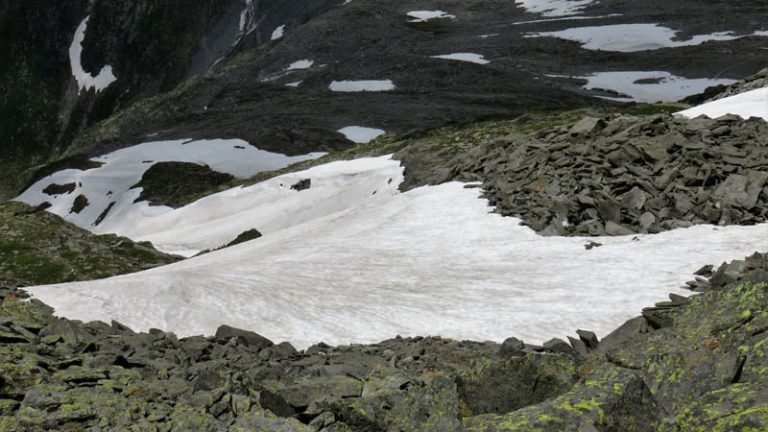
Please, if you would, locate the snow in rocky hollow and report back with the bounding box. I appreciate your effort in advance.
[26,156,768,350]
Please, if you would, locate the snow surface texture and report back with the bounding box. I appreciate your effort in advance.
[16,139,324,233]
[516,0,593,17]
[677,87,768,120]
[329,80,395,92]
[407,10,456,22]
[530,23,768,52]
[68,16,117,93]
[27,156,768,350]
[337,126,386,144]
[432,53,490,65]
[566,71,736,103]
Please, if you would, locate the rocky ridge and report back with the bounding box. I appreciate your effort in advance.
[390,110,768,236]
[0,252,766,431]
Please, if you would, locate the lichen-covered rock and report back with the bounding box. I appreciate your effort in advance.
[464,364,661,431]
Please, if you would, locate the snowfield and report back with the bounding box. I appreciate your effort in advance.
[27,156,768,350]
[677,87,768,120]
[16,139,323,232]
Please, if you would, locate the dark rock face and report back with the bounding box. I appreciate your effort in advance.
[0,253,766,430]
[131,161,235,208]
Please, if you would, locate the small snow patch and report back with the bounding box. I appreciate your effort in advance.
[285,81,303,88]
[68,16,117,93]
[407,10,456,23]
[432,53,490,65]
[271,25,285,40]
[287,59,314,70]
[329,80,395,92]
[338,126,386,143]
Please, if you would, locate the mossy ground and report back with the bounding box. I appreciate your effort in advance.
[0,201,179,287]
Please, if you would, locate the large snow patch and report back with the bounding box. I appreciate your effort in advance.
[529,23,768,52]
[16,139,324,232]
[27,157,768,350]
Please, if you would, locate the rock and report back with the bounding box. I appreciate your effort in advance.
[569,117,605,137]
[214,325,274,350]
[710,125,731,136]
[499,337,525,356]
[621,186,647,210]
[69,195,89,214]
[291,179,312,191]
[745,170,768,208]
[542,338,574,354]
[225,229,263,248]
[639,212,656,230]
[463,364,661,431]
[605,221,635,236]
[596,197,621,223]
[576,330,599,349]
[713,174,749,207]
[584,240,603,250]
